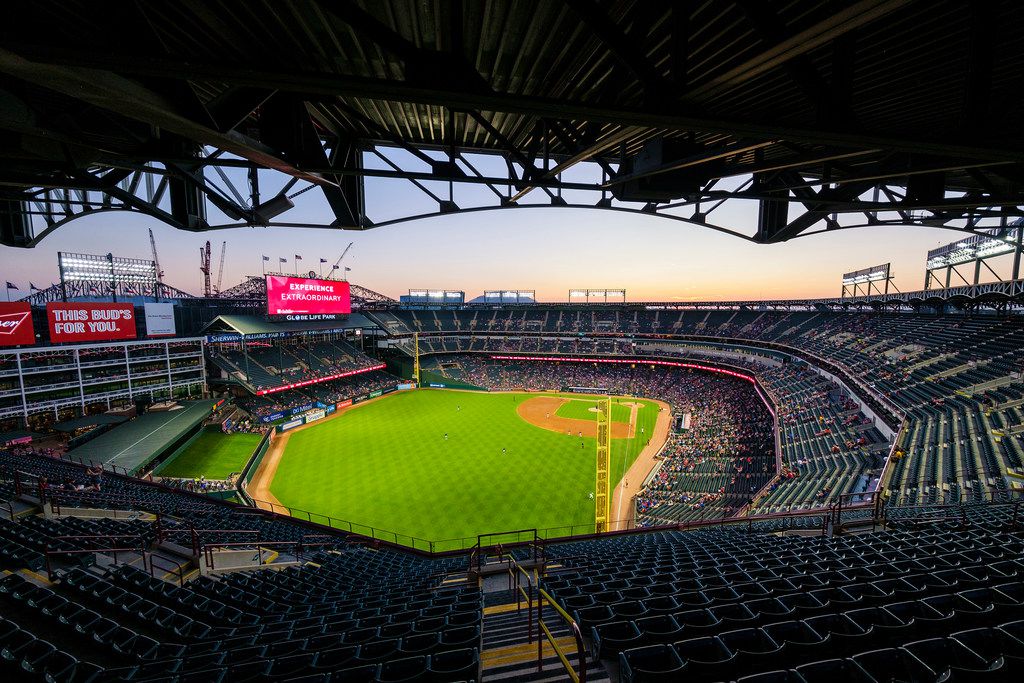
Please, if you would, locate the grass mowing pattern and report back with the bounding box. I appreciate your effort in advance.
[156,429,261,479]
[555,397,633,423]
[271,389,660,549]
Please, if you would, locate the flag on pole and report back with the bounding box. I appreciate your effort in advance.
[294,254,302,261]
[319,258,327,263]
[332,265,339,270]
[29,283,40,291]
[279,257,287,264]
[262,256,270,262]
[4,282,16,289]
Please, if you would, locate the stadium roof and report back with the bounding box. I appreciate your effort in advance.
[203,314,376,337]
[53,414,129,433]
[1,1,1023,245]
[66,400,216,474]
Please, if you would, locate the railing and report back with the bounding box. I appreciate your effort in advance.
[509,555,538,643]
[0,499,13,520]
[536,586,587,683]
[7,448,1022,567]
[469,529,540,574]
[146,552,188,587]
[881,497,1024,530]
[43,537,146,581]
[200,538,332,571]
[163,527,261,557]
[45,489,161,517]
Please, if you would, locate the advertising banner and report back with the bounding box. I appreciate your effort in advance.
[143,302,176,337]
[265,275,351,316]
[381,386,396,395]
[336,399,352,410]
[304,409,326,423]
[396,383,415,391]
[368,390,383,399]
[47,302,136,343]
[428,382,447,389]
[325,405,336,415]
[0,302,35,347]
[279,418,304,432]
[255,363,387,396]
[352,395,367,404]
[260,411,286,424]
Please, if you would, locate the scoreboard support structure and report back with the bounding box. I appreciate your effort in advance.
[595,397,612,533]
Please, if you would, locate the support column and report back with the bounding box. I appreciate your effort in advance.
[75,348,85,413]
[165,341,173,397]
[16,352,28,428]
[124,346,133,399]
[1013,222,1023,282]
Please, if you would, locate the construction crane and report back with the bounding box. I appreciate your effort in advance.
[148,228,164,280]
[200,241,212,297]
[215,241,226,294]
[329,242,354,279]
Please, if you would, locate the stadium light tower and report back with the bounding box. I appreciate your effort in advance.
[924,221,1024,291]
[841,263,895,299]
[58,251,158,302]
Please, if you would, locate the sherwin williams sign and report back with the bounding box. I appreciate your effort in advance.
[47,302,136,343]
[0,302,35,347]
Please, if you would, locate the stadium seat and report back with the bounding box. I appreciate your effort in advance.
[376,654,427,682]
[634,615,685,644]
[793,658,874,683]
[427,648,479,681]
[903,637,1007,679]
[719,628,784,679]
[619,644,686,683]
[673,635,735,680]
[592,621,643,658]
[850,647,936,683]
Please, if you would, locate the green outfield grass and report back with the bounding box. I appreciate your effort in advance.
[270,389,660,548]
[156,428,261,479]
[554,397,634,423]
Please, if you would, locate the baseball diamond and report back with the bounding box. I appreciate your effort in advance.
[249,389,668,549]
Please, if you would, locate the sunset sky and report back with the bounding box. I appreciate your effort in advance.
[0,156,1006,303]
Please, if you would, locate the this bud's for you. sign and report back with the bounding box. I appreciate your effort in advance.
[46,303,137,343]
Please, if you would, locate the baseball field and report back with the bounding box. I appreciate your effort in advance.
[155,427,261,480]
[251,388,670,549]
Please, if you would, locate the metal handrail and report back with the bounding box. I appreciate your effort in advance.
[536,586,587,683]
[508,556,536,643]
[200,539,329,571]
[44,543,145,581]
[147,552,187,587]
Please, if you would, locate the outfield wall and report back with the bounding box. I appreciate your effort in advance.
[419,369,487,392]
[237,429,274,506]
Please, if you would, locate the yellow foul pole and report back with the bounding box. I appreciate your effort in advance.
[595,397,611,533]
